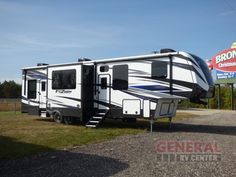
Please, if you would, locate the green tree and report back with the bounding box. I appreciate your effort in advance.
[179,85,236,110]
[0,80,21,98]
[0,82,3,98]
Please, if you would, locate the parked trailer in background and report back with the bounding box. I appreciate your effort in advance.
[21,49,214,127]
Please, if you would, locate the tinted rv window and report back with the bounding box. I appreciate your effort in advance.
[101,77,107,89]
[113,65,128,90]
[28,80,37,99]
[100,65,109,72]
[52,69,76,89]
[41,82,46,91]
[151,61,167,78]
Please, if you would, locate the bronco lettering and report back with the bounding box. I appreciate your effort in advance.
[216,50,236,64]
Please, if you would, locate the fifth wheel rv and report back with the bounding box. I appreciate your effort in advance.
[21,49,214,127]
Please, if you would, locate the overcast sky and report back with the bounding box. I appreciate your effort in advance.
[0,0,235,83]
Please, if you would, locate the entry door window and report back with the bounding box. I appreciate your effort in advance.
[41,81,46,92]
[101,77,107,89]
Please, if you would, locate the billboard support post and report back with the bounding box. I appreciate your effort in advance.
[216,84,221,109]
[229,84,234,110]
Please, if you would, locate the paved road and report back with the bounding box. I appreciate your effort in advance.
[0,109,236,177]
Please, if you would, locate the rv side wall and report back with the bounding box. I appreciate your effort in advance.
[47,64,82,118]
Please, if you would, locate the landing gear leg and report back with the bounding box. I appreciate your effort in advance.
[168,117,172,130]
[150,117,154,133]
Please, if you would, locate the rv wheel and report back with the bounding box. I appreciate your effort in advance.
[53,111,64,123]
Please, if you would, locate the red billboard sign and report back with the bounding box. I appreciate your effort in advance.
[211,48,236,72]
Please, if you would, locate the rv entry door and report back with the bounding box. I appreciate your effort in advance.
[39,80,47,109]
[98,75,111,110]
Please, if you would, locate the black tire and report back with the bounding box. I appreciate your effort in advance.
[46,112,51,118]
[127,118,137,123]
[53,111,64,123]
[122,118,137,122]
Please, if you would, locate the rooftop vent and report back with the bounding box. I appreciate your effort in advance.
[37,63,48,66]
[160,48,176,53]
[152,51,159,54]
[78,58,92,62]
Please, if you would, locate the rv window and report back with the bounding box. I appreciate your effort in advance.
[52,69,76,89]
[41,82,46,92]
[101,77,107,89]
[151,61,167,78]
[113,65,128,90]
[100,65,109,72]
[28,80,37,99]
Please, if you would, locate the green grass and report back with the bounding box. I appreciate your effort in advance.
[0,111,196,159]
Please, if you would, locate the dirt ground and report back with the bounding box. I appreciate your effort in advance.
[0,109,236,177]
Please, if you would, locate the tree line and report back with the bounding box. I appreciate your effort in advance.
[179,85,236,110]
[0,81,21,98]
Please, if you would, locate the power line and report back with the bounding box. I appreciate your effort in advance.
[223,0,235,11]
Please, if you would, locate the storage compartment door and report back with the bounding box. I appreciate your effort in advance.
[154,99,178,118]
[123,99,141,115]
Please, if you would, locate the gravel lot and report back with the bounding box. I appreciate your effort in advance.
[0,109,236,177]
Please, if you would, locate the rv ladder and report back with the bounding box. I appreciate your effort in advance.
[86,111,107,128]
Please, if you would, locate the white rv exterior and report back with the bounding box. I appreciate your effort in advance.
[21,49,214,127]
[22,66,47,115]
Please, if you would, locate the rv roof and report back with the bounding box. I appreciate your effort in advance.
[22,51,179,70]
